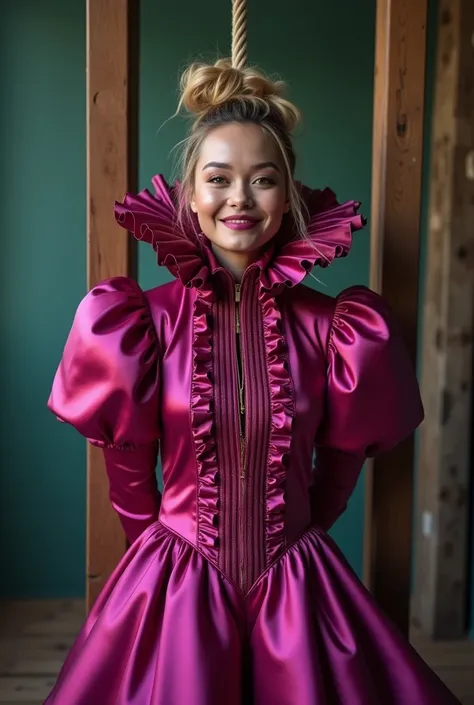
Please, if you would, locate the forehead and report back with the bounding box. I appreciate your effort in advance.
[196,122,283,168]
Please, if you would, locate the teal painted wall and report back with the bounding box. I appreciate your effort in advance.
[0,0,86,597]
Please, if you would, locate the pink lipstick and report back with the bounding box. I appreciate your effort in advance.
[220,216,261,231]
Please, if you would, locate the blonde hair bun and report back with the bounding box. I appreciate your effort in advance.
[178,58,301,133]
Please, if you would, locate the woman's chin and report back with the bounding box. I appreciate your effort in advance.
[214,228,274,255]
[215,235,261,254]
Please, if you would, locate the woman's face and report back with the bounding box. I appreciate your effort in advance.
[191,122,289,264]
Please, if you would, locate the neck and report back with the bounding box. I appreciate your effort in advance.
[211,244,261,282]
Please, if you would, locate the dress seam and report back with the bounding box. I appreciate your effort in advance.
[245,524,321,598]
[157,519,246,601]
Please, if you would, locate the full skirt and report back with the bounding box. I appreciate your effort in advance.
[44,522,460,705]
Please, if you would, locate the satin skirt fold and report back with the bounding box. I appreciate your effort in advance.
[44,523,460,705]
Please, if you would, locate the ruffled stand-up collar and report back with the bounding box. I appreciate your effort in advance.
[114,174,365,293]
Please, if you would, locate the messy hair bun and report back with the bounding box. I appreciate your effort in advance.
[178,58,301,133]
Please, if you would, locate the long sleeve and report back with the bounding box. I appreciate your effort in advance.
[48,276,161,544]
[310,285,424,531]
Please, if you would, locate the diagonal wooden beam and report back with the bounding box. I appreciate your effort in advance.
[86,0,139,611]
[366,0,428,635]
[412,0,474,639]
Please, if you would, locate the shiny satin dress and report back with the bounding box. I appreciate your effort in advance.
[45,176,460,705]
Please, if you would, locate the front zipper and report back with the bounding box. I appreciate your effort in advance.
[234,284,246,426]
[235,282,247,590]
[215,265,270,587]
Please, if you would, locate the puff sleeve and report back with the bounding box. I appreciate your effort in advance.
[310,285,424,531]
[48,276,161,544]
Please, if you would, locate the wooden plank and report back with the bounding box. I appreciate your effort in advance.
[363,0,391,589]
[410,640,474,667]
[0,659,65,679]
[366,0,428,635]
[0,636,72,663]
[86,0,139,610]
[0,601,80,704]
[411,629,474,703]
[412,0,474,639]
[0,601,83,637]
[0,677,56,702]
[0,701,44,705]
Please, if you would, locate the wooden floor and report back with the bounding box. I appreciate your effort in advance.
[0,600,83,704]
[0,600,473,704]
[410,629,474,705]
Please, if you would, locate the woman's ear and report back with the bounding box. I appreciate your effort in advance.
[190,197,197,213]
[283,200,290,214]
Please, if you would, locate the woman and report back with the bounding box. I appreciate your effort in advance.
[45,59,460,704]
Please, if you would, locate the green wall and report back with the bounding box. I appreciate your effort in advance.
[0,0,86,597]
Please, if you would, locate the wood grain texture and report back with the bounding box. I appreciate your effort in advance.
[366,0,428,635]
[0,600,83,703]
[86,0,138,610]
[412,0,474,639]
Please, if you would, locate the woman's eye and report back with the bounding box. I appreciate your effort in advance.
[254,177,275,186]
[208,176,227,184]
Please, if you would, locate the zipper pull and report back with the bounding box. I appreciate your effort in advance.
[239,386,245,415]
[235,284,241,334]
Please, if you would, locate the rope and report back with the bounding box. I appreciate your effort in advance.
[231,0,247,70]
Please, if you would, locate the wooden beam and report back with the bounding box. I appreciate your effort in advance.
[366,0,428,636]
[86,0,138,610]
[412,0,474,639]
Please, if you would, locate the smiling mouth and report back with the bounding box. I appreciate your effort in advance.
[220,217,261,231]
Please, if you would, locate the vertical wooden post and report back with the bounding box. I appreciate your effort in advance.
[413,0,474,639]
[86,0,138,610]
[366,0,428,635]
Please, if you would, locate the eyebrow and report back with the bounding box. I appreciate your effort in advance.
[202,160,281,172]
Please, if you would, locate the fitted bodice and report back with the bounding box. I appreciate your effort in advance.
[148,272,334,588]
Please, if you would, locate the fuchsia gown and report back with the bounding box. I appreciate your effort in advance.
[45,176,460,705]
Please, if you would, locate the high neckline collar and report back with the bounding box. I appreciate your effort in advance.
[198,235,276,282]
[114,174,366,292]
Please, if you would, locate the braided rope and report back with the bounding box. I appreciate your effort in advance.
[231,0,247,70]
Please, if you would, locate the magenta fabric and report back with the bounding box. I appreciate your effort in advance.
[44,176,459,704]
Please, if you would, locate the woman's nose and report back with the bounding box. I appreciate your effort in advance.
[227,182,254,209]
